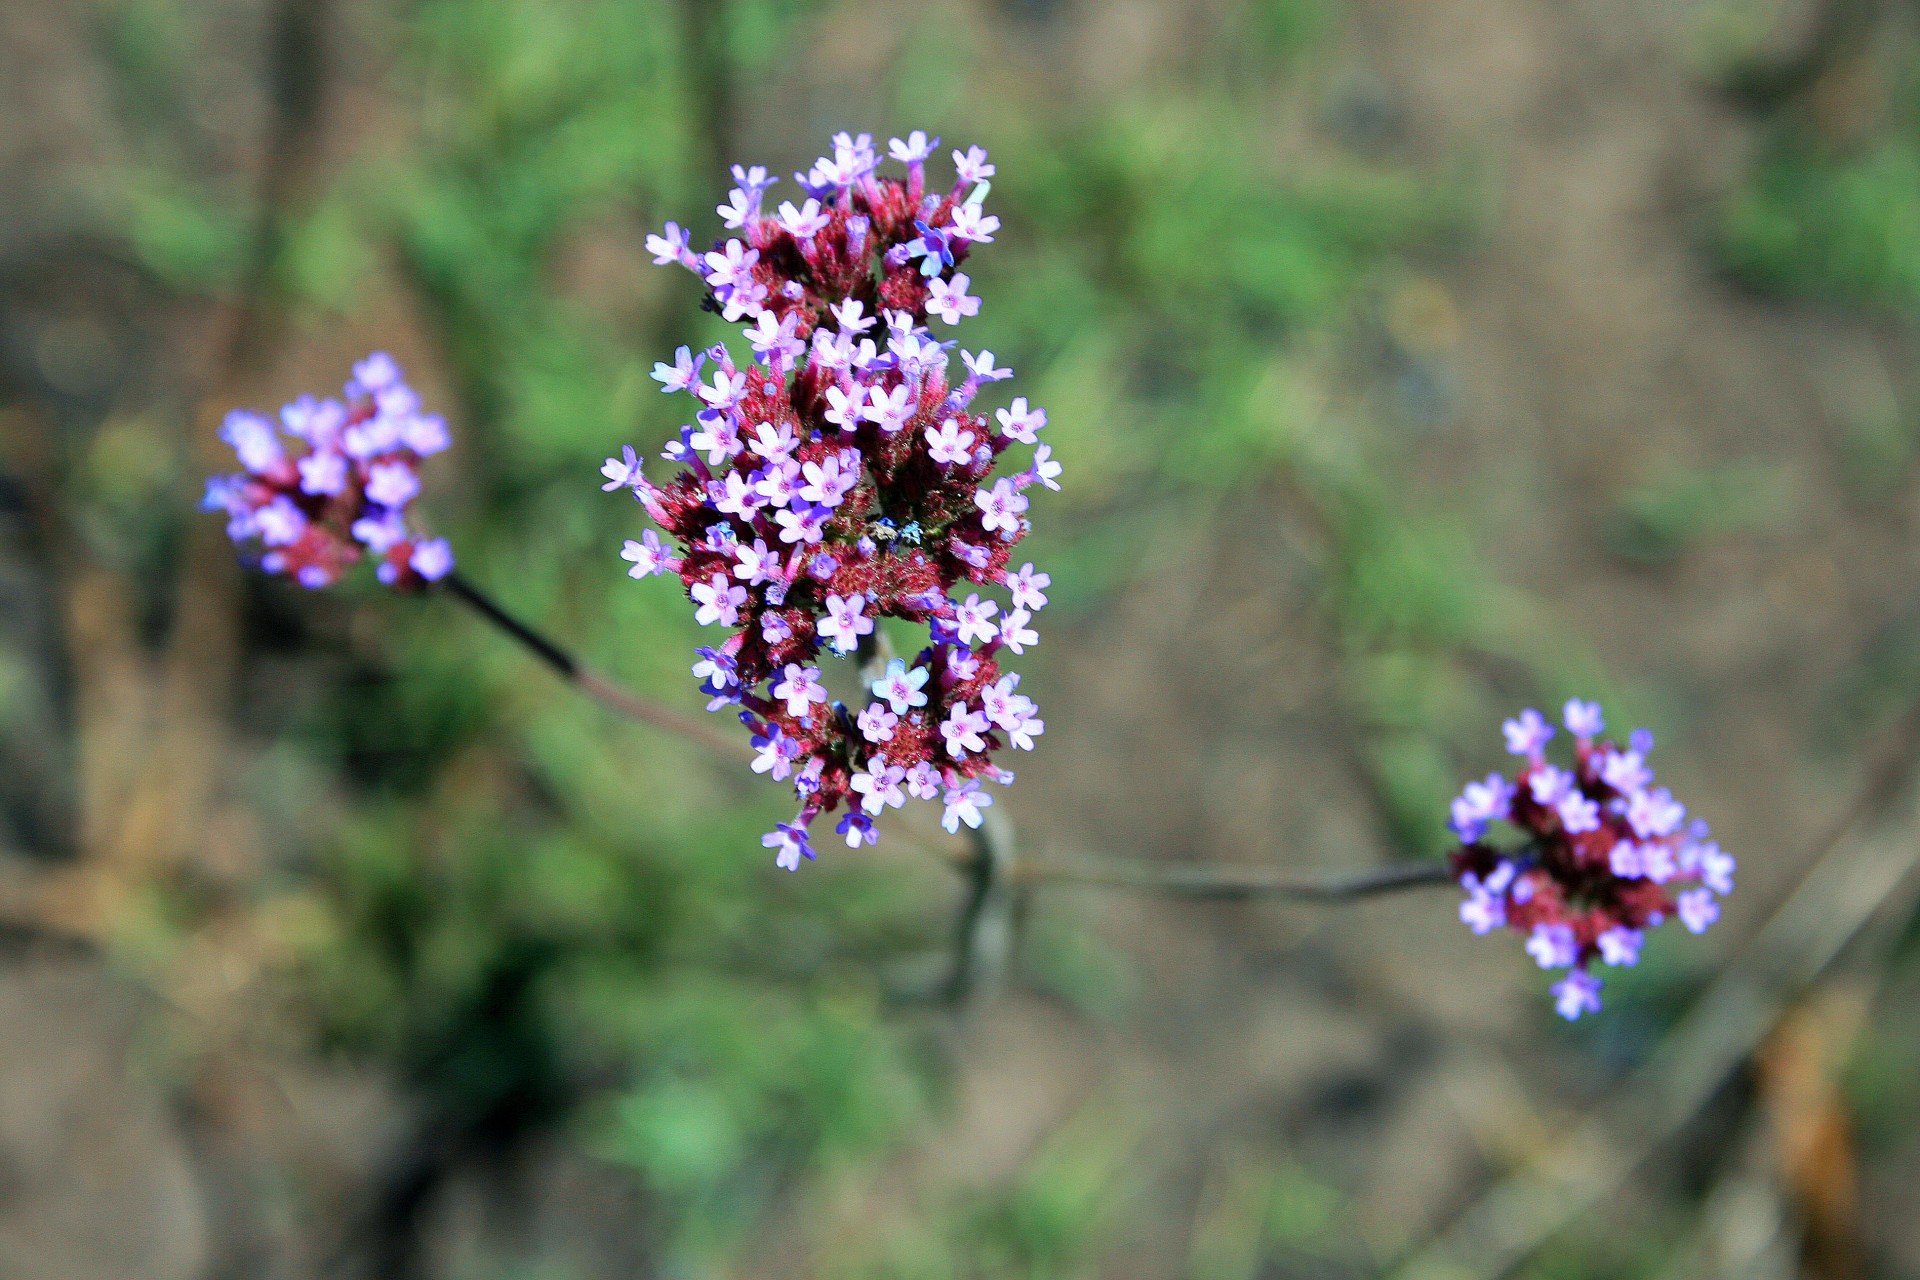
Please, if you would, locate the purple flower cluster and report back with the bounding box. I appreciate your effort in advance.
[203,354,454,589]
[608,132,1056,869]
[1449,700,1734,1019]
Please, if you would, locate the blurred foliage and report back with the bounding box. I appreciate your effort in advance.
[1717,33,1920,310]
[1605,460,1797,565]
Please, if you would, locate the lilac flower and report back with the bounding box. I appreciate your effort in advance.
[950,205,999,243]
[746,312,805,365]
[366,461,421,508]
[975,478,1028,534]
[995,397,1046,444]
[255,496,308,546]
[905,220,955,277]
[410,538,455,582]
[836,811,877,848]
[889,131,938,163]
[1558,791,1601,835]
[690,572,747,626]
[1003,703,1043,751]
[751,725,800,780]
[799,451,858,506]
[1564,698,1605,740]
[1030,444,1063,491]
[905,761,941,801]
[863,383,914,432]
[1528,765,1573,806]
[717,186,755,229]
[763,822,814,871]
[732,538,778,586]
[699,367,748,413]
[926,274,979,325]
[1597,927,1642,967]
[823,384,864,431]
[818,592,874,653]
[851,758,908,814]
[297,451,348,497]
[1626,787,1685,840]
[1642,840,1678,884]
[622,531,672,578]
[718,281,767,322]
[1610,842,1645,879]
[692,647,737,693]
[942,780,994,833]
[857,704,899,743]
[1695,841,1735,896]
[773,664,828,718]
[926,418,976,466]
[353,509,405,553]
[1459,880,1507,935]
[703,239,759,289]
[646,221,691,264]
[831,298,875,334]
[954,593,1000,646]
[941,703,990,757]
[652,344,707,393]
[776,198,829,240]
[755,460,803,507]
[872,659,930,715]
[1552,971,1604,1021]
[1525,923,1578,970]
[774,503,829,545]
[602,445,646,491]
[1503,709,1554,758]
[1007,563,1050,612]
[1599,748,1652,794]
[962,349,1011,382]
[1677,888,1720,935]
[952,145,994,185]
[998,608,1038,654]
[1449,772,1515,843]
[220,411,284,473]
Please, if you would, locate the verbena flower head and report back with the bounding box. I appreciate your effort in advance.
[1449,699,1733,1019]
[204,353,453,589]
[615,131,1054,868]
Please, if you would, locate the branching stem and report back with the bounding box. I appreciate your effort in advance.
[444,582,1454,907]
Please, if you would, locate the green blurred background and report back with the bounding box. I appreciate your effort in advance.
[5,0,1920,1275]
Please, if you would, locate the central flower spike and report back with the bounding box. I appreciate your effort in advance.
[608,131,1057,869]
[1448,700,1734,1019]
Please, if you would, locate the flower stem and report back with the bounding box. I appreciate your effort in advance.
[444,578,1451,909]
[438,571,738,757]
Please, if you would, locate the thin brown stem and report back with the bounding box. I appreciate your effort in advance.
[452,584,1453,906]
[439,572,738,758]
[1005,853,1454,900]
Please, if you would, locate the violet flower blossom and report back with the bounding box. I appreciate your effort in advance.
[204,353,453,589]
[1447,699,1734,1019]
[608,132,1055,867]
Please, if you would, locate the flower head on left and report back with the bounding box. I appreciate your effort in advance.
[203,353,454,590]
